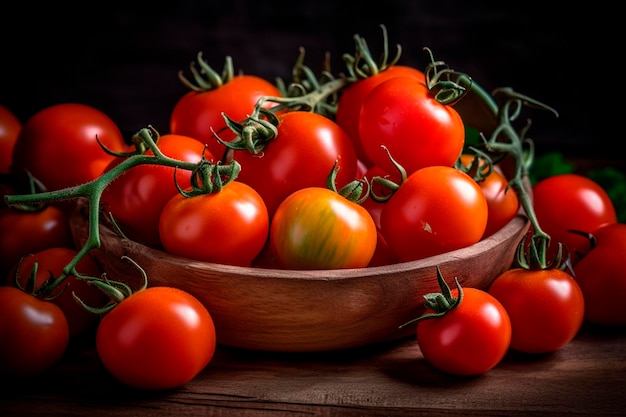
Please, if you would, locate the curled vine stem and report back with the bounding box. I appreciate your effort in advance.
[423,47,472,106]
[4,126,238,289]
[342,24,402,81]
[178,53,235,92]
[479,86,560,269]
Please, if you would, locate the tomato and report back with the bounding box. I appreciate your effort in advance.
[413,274,511,376]
[379,166,488,262]
[0,204,74,277]
[0,104,22,174]
[234,111,358,218]
[170,74,282,161]
[532,173,617,265]
[6,247,108,337]
[101,134,213,247]
[0,286,69,377]
[159,181,269,267]
[270,187,377,269]
[573,223,626,326]
[335,65,425,167]
[458,154,520,239]
[11,103,127,191]
[96,286,216,390]
[488,268,585,354]
[358,76,465,177]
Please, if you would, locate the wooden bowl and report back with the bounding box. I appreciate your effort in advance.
[69,84,530,352]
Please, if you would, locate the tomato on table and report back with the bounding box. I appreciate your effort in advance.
[0,286,69,378]
[96,286,216,390]
[11,103,127,191]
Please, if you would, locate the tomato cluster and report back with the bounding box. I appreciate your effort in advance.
[1,25,624,386]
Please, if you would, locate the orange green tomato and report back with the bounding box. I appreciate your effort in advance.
[270,187,377,270]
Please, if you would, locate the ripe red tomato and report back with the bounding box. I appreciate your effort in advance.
[573,223,626,326]
[335,65,425,167]
[0,104,22,174]
[379,166,488,262]
[415,283,511,376]
[170,74,282,160]
[0,286,69,377]
[358,76,465,176]
[458,154,520,239]
[101,133,213,247]
[234,111,358,218]
[488,268,585,354]
[11,103,127,191]
[159,181,269,266]
[0,205,74,277]
[96,286,216,390]
[270,187,377,269]
[532,173,617,265]
[7,247,108,337]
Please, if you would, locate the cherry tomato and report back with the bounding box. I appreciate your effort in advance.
[379,166,488,262]
[96,286,216,390]
[532,173,617,265]
[159,181,269,267]
[415,277,511,376]
[234,111,358,218]
[335,65,425,167]
[573,223,626,326]
[270,187,377,269]
[0,205,74,277]
[101,134,213,247]
[0,286,69,377]
[488,268,585,354]
[11,103,127,191]
[358,76,465,177]
[458,154,520,239]
[170,74,281,160]
[6,247,108,337]
[0,104,22,174]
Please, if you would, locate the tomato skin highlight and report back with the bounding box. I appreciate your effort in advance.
[532,173,617,265]
[0,286,69,377]
[358,76,465,176]
[416,287,511,376]
[270,187,377,269]
[96,287,216,390]
[11,103,127,190]
[159,181,269,267]
[488,268,585,354]
[380,166,488,262]
[573,223,626,326]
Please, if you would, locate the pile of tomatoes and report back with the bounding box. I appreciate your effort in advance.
[1,26,625,385]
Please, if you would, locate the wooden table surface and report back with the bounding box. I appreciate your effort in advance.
[1,323,624,417]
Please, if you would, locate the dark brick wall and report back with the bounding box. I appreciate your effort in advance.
[0,2,610,158]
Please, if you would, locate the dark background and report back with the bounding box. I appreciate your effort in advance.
[0,2,613,161]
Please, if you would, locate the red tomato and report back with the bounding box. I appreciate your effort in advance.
[270,187,377,269]
[358,76,465,176]
[415,283,511,376]
[0,104,22,174]
[573,223,626,326]
[7,247,108,337]
[532,173,617,265]
[159,181,269,267]
[459,154,520,239]
[101,134,213,247]
[234,111,358,218]
[0,286,69,377]
[96,286,216,390]
[488,268,585,354]
[0,205,74,277]
[11,103,127,191]
[379,166,488,262]
[335,65,425,167]
[170,74,281,160]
